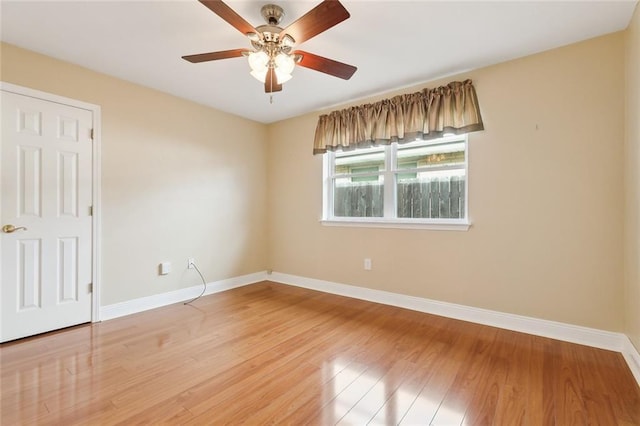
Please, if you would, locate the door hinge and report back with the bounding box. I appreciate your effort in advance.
[90,128,94,140]
[89,205,93,216]
[88,283,93,293]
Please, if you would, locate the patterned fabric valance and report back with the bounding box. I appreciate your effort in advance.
[313,79,484,154]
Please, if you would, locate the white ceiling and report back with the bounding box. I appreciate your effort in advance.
[1,0,637,123]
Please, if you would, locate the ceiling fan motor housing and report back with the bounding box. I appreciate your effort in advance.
[261,4,285,25]
[252,4,292,52]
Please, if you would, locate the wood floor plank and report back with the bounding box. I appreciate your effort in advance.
[308,301,427,425]
[368,355,444,425]
[181,302,376,419]
[491,331,534,425]
[338,359,423,425]
[400,321,489,425]
[1,281,639,425]
[234,309,386,423]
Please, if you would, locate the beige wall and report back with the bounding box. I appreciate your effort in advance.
[1,42,268,305]
[268,33,626,331]
[1,29,632,334]
[625,5,640,350]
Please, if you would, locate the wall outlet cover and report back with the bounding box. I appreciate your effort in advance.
[160,262,171,275]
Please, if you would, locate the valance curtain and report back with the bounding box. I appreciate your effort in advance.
[313,79,484,154]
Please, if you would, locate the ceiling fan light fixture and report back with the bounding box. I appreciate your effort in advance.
[251,66,292,84]
[248,50,269,72]
[250,68,268,83]
[274,52,295,75]
[249,51,295,84]
[275,68,293,84]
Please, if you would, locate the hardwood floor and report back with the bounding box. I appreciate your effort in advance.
[1,281,639,425]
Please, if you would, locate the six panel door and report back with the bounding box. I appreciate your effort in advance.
[1,90,93,342]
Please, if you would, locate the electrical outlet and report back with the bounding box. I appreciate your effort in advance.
[188,258,195,269]
[364,258,372,270]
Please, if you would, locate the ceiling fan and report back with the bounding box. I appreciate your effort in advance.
[182,0,357,94]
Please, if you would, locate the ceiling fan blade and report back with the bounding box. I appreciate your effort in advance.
[182,48,247,63]
[294,50,357,80]
[280,0,350,45]
[265,68,283,93]
[198,0,257,36]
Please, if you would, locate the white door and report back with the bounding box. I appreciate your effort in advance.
[1,90,93,342]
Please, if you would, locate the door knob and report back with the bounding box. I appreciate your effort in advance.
[2,224,27,233]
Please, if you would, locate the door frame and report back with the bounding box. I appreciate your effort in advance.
[1,81,102,322]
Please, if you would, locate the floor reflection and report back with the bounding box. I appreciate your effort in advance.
[323,359,465,425]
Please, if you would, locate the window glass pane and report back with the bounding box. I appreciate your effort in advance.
[397,142,465,170]
[333,176,384,218]
[325,136,467,223]
[350,166,380,183]
[396,170,465,219]
[334,148,385,176]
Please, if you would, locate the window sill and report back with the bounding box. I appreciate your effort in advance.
[320,218,471,231]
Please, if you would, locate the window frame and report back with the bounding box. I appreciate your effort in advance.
[321,135,471,231]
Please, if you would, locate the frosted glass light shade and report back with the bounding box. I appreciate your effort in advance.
[248,51,295,85]
[248,51,269,72]
[275,53,295,74]
[250,69,268,83]
[275,69,292,84]
[251,68,292,84]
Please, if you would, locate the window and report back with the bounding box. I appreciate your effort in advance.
[322,135,469,230]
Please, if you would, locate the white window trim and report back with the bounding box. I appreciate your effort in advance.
[321,135,471,231]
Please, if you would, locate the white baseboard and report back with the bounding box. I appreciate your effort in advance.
[99,271,268,321]
[622,337,640,385]
[268,272,628,353]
